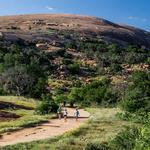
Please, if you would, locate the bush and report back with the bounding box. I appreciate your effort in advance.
[62,58,73,65]
[36,94,58,115]
[55,94,68,105]
[67,63,80,74]
[56,49,66,57]
[0,87,6,95]
[122,71,150,113]
[134,125,150,150]
[147,57,150,65]
[85,142,111,150]
[30,77,48,98]
[69,78,118,107]
[68,88,82,107]
[109,63,122,74]
[111,127,140,150]
[116,111,149,124]
[110,124,150,150]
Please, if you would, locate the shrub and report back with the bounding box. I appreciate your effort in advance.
[69,78,118,107]
[122,71,150,113]
[0,87,5,95]
[111,127,140,150]
[147,57,150,65]
[85,142,111,150]
[36,94,58,115]
[109,63,123,74]
[110,123,150,150]
[67,63,80,74]
[116,111,149,124]
[68,88,82,107]
[56,49,66,57]
[62,58,73,65]
[134,125,150,150]
[55,94,68,105]
[30,77,48,98]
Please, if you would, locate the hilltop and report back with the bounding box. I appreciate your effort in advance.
[0,14,150,49]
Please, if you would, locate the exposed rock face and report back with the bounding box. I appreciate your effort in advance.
[0,14,150,49]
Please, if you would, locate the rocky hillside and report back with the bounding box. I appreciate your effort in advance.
[0,14,150,100]
[0,14,150,49]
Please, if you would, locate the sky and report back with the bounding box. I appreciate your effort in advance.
[0,0,149,31]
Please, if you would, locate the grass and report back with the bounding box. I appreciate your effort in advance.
[0,96,54,134]
[0,96,38,108]
[48,79,72,90]
[1,108,137,150]
[0,109,51,134]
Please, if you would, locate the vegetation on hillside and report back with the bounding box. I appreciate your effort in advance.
[0,27,150,149]
[0,43,51,98]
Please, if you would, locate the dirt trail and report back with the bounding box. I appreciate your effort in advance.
[0,108,90,147]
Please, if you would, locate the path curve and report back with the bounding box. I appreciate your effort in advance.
[0,108,90,147]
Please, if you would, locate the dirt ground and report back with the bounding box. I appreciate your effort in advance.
[0,108,90,147]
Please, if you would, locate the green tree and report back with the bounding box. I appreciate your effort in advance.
[0,66,33,96]
[36,94,58,115]
[122,71,150,112]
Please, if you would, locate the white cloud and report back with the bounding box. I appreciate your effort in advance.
[46,6,54,11]
[128,16,138,20]
[128,16,148,22]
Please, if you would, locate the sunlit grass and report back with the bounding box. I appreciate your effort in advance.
[0,96,39,108]
[48,79,72,90]
[0,109,52,134]
[0,96,54,134]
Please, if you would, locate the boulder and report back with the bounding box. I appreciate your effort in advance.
[36,43,48,49]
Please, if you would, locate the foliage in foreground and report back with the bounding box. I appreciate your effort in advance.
[113,71,150,150]
[109,124,150,150]
[122,71,150,113]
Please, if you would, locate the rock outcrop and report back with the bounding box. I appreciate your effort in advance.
[0,14,150,49]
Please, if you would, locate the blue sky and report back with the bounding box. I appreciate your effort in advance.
[0,0,149,31]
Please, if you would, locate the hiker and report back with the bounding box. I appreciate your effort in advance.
[74,108,80,121]
[63,108,68,122]
[57,105,62,119]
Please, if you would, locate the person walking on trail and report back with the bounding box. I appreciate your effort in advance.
[63,108,68,122]
[57,105,62,120]
[74,108,80,121]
